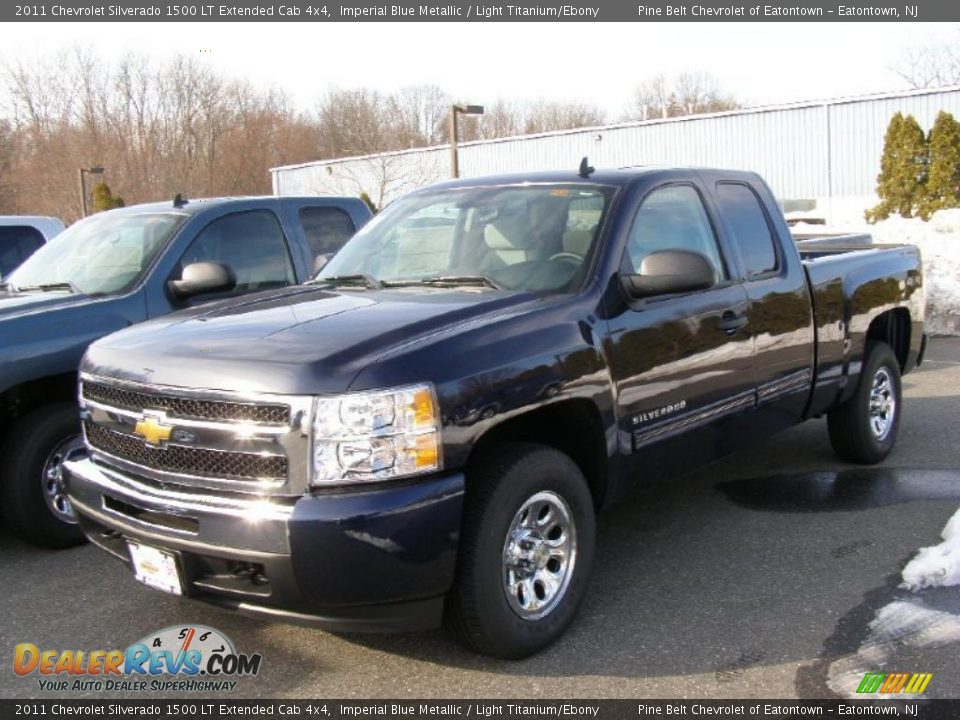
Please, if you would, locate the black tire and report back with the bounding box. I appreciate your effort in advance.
[0,403,87,548]
[827,342,902,465]
[445,443,596,659]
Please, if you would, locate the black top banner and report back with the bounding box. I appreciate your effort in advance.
[4,0,959,22]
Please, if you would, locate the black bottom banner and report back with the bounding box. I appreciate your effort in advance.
[3,699,960,720]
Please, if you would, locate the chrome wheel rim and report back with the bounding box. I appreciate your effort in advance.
[869,367,896,441]
[42,435,85,524]
[502,490,577,621]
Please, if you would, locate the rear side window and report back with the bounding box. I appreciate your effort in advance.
[716,183,779,278]
[624,184,727,281]
[0,226,45,276]
[178,210,295,294]
[299,206,355,264]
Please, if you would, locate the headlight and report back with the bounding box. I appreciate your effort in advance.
[311,383,441,486]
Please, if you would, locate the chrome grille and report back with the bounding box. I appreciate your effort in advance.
[85,422,287,482]
[82,381,290,425]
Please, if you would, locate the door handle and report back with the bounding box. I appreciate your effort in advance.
[716,310,748,335]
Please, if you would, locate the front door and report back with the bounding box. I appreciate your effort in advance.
[604,182,754,482]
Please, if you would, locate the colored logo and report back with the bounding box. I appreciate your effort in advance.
[14,625,262,692]
[134,412,174,447]
[856,672,933,694]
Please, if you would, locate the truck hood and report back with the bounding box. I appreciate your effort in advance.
[84,285,538,395]
[0,289,94,319]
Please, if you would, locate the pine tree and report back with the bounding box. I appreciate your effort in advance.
[359,191,378,214]
[919,110,960,220]
[866,113,927,222]
[92,182,125,212]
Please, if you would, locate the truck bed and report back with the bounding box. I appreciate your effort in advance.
[798,240,924,417]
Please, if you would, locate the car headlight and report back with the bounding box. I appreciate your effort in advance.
[311,383,441,486]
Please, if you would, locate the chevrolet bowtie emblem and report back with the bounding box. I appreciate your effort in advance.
[134,414,174,447]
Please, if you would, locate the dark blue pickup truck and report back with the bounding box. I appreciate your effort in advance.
[0,195,371,547]
[65,167,924,659]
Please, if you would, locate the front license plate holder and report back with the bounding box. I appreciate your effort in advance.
[127,541,184,596]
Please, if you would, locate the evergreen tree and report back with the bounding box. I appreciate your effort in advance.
[919,110,960,220]
[866,113,927,222]
[92,182,125,212]
[359,191,378,214]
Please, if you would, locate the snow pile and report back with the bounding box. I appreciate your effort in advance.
[793,208,960,336]
[901,506,960,591]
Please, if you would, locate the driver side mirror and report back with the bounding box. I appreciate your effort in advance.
[620,249,716,300]
[168,262,236,301]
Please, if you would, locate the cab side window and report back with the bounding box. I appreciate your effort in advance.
[624,185,727,282]
[178,210,295,294]
[716,182,779,278]
[0,226,45,277]
[298,206,356,266]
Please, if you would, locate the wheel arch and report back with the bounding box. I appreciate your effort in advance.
[0,372,78,439]
[866,307,911,371]
[466,399,610,509]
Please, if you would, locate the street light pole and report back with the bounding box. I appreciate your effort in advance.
[78,166,105,217]
[448,104,484,179]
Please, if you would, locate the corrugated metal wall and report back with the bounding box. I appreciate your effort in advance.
[272,87,960,207]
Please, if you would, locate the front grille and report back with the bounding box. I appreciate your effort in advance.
[85,421,287,482]
[82,382,290,425]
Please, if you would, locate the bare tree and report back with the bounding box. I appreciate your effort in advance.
[521,100,605,134]
[625,72,740,121]
[389,84,451,147]
[0,119,16,213]
[630,74,673,120]
[893,41,960,89]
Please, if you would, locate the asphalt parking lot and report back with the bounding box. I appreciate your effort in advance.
[2,338,959,700]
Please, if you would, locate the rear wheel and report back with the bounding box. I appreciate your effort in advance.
[445,443,595,659]
[827,342,902,465]
[0,403,87,548]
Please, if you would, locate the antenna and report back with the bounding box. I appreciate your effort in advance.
[173,193,188,208]
[578,157,595,178]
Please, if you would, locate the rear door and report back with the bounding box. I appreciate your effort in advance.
[712,176,815,431]
[604,180,754,479]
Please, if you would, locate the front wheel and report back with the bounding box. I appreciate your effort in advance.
[0,403,88,548]
[445,443,596,659]
[827,342,903,465]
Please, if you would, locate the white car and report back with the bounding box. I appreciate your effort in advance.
[0,216,65,280]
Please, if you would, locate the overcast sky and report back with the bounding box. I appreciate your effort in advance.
[3,22,957,117]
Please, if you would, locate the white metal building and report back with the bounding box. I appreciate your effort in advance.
[271,86,960,223]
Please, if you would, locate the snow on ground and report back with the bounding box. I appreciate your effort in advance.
[827,507,960,698]
[793,209,960,336]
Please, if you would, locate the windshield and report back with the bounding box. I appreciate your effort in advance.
[7,212,185,295]
[318,184,615,293]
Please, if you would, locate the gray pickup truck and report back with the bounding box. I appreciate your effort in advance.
[0,195,371,547]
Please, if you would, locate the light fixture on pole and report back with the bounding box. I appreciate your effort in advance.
[448,104,484,179]
[78,166,105,217]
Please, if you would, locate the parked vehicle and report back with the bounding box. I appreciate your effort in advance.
[0,216,64,279]
[65,167,925,658]
[0,195,370,547]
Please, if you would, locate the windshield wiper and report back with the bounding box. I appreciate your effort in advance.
[15,282,80,294]
[312,274,383,290]
[417,275,505,290]
[384,275,505,290]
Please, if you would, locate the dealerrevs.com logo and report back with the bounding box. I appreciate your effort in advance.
[14,625,262,693]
